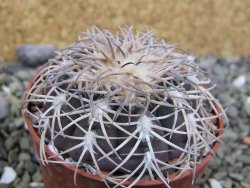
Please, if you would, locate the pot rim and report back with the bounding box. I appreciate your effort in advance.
[23,70,224,186]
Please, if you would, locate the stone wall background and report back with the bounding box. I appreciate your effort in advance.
[1,0,250,60]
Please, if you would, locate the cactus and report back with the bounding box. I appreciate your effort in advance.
[24,26,226,188]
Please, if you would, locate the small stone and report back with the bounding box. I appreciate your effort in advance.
[244,97,250,116]
[32,171,42,182]
[226,106,238,119]
[1,85,10,95]
[222,129,238,141]
[209,178,222,188]
[16,181,29,188]
[13,117,25,129]
[0,96,9,120]
[212,172,227,180]
[15,162,24,176]
[237,155,250,164]
[16,44,56,67]
[22,171,31,183]
[19,137,30,150]
[8,149,18,163]
[29,182,45,188]
[242,173,250,184]
[241,182,250,188]
[222,178,232,188]
[224,56,241,64]
[4,131,21,150]
[8,81,23,94]
[18,152,31,162]
[233,182,242,188]
[0,141,7,160]
[229,172,244,181]
[233,162,243,171]
[232,75,246,88]
[16,69,35,81]
[213,64,228,79]
[8,95,22,116]
[24,161,36,174]
[12,177,21,187]
[0,166,17,184]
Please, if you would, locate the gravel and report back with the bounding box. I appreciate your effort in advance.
[0,52,250,188]
[195,55,250,188]
[16,44,55,67]
[0,96,9,120]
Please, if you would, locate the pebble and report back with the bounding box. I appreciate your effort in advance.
[13,117,25,129]
[30,182,45,188]
[32,171,42,182]
[226,106,238,119]
[16,69,35,81]
[19,137,30,150]
[0,96,9,119]
[212,172,227,180]
[22,171,31,183]
[8,81,23,94]
[15,162,24,176]
[222,178,232,188]
[209,179,222,188]
[4,131,21,150]
[24,161,36,174]
[8,149,18,163]
[232,75,246,88]
[224,56,241,64]
[0,142,7,160]
[229,172,244,181]
[18,152,31,162]
[213,64,228,79]
[16,44,55,67]
[244,97,250,115]
[241,182,250,188]
[237,155,250,164]
[222,129,238,141]
[0,166,17,184]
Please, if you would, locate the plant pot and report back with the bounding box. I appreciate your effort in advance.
[24,74,224,188]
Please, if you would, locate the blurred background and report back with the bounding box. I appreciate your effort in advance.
[0,0,249,188]
[1,0,250,60]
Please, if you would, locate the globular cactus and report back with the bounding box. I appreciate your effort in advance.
[24,26,226,188]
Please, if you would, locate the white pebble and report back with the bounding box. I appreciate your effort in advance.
[30,182,45,188]
[0,166,17,184]
[24,122,28,130]
[244,96,250,115]
[246,97,250,104]
[232,75,246,88]
[1,85,11,94]
[209,178,222,188]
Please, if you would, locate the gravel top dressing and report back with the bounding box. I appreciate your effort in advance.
[0,52,249,188]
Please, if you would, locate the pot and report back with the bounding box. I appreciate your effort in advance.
[24,74,224,188]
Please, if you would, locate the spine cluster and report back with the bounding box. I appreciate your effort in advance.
[24,26,225,188]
